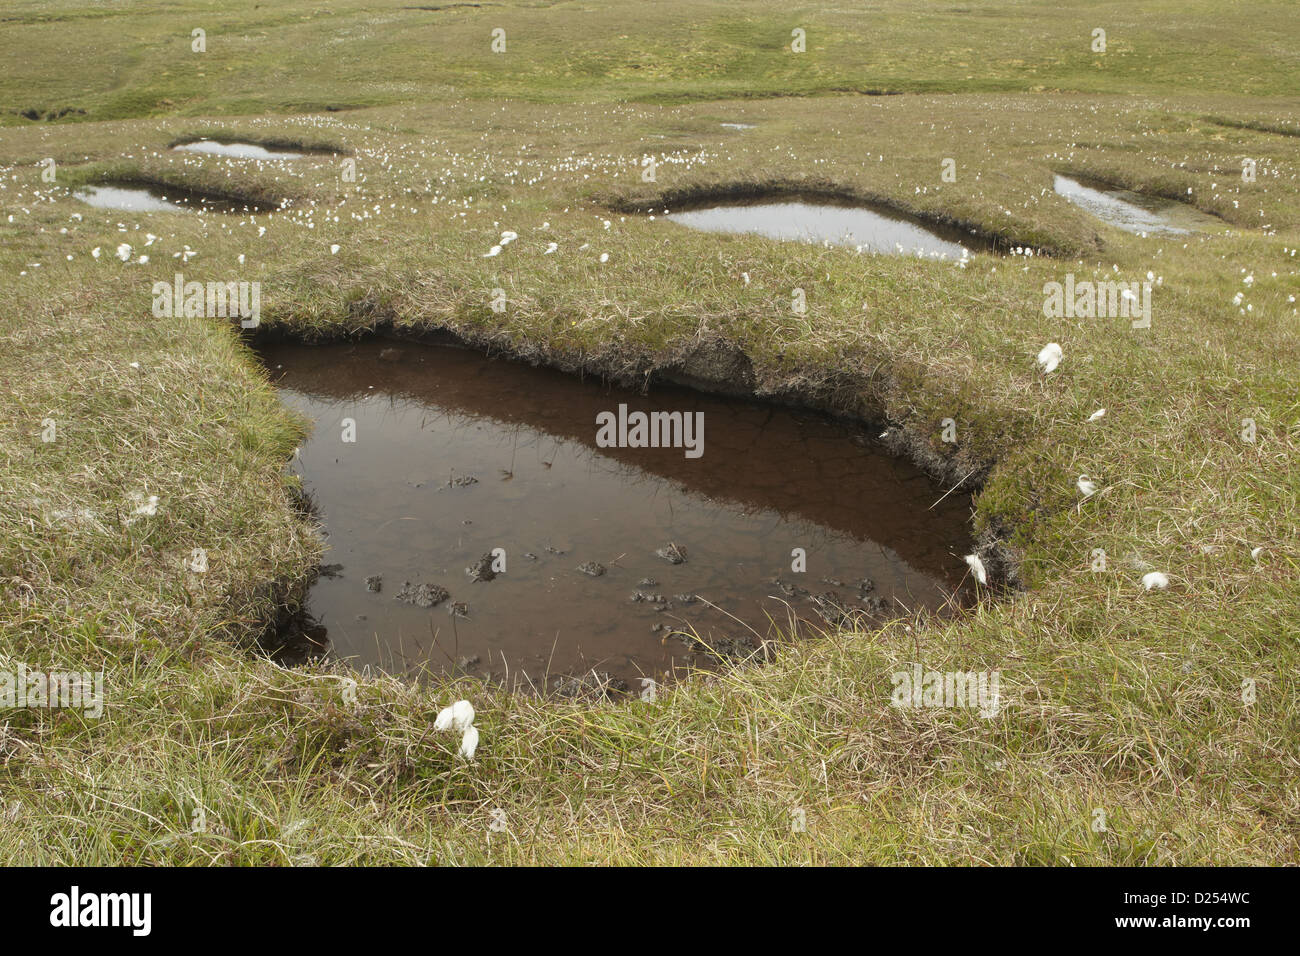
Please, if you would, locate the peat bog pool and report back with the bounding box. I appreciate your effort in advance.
[663,194,994,259]
[260,339,975,693]
[1054,174,1223,235]
[173,139,333,160]
[74,182,268,214]
[170,138,338,160]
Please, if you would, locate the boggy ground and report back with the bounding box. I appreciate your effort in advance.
[1,0,1299,864]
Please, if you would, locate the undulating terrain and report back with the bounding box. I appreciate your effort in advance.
[1,0,1297,864]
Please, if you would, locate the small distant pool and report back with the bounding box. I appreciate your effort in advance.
[1054,174,1222,235]
[174,140,310,160]
[74,183,268,214]
[663,195,993,259]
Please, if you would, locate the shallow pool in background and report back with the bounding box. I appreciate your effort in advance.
[174,140,310,160]
[74,183,268,214]
[664,195,992,259]
[1054,174,1223,235]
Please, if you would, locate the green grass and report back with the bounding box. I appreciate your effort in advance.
[1,0,1298,864]
[1,0,1298,124]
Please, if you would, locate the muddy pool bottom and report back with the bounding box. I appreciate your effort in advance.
[259,339,975,694]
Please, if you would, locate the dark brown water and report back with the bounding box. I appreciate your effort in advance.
[260,339,974,690]
[664,194,993,259]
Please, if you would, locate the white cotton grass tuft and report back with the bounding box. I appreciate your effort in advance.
[458,725,479,760]
[1037,342,1063,374]
[1087,408,1106,422]
[482,245,502,257]
[434,699,475,732]
[1141,571,1169,591]
[963,553,987,585]
[436,702,478,733]
[434,700,481,760]
[450,699,474,731]
[330,244,340,255]
[116,243,132,262]
[1077,476,1098,498]
[130,493,159,516]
